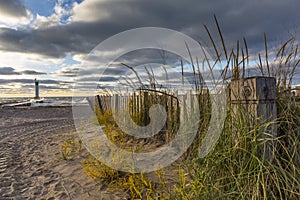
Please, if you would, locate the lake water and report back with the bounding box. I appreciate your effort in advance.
[0,97,88,107]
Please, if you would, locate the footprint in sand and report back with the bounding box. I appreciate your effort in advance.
[0,157,7,173]
[54,182,63,191]
[43,179,57,187]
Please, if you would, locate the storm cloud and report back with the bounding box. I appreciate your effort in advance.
[0,0,299,96]
[0,0,28,17]
[0,0,299,58]
[0,78,71,85]
[0,67,20,75]
[0,67,46,75]
[21,70,47,75]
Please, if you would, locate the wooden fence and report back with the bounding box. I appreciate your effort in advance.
[92,90,189,124]
[88,76,278,160]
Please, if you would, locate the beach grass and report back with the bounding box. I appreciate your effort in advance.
[62,16,300,199]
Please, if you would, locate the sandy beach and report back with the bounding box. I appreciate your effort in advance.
[0,106,123,200]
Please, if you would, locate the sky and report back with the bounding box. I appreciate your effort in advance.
[0,0,299,97]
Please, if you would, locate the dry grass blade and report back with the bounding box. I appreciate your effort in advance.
[185,42,198,88]
[161,65,169,85]
[258,53,265,76]
[236,40,240,68]
[214,14,228,60]
[276,36,295,58]
[285,52,294,66]
[204,24,221,62]
[198,41,215,84]
[294,44,299,60]
[220,50,234,81]
[264,33,270,77]
[138,88,178,100]
[241,48,245,78]
[144,65,156,90]
[180,59,184,85]
[288,57,300,87]
[196,56,205,90]
[119,76,135,90]
[232,50,240,79]
[243,37,249,64]
[121,63,144,88]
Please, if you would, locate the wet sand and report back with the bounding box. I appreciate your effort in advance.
[0,106,123,200]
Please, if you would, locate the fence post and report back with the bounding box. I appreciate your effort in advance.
[113,94,119,113]
[230,76,277,160]
[95,95,104,114]
[179,94,186,123]
[143,91,149,125]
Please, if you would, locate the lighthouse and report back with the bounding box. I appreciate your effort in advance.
[34,79,39,99]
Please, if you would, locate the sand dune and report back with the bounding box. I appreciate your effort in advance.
[0,106,124,200]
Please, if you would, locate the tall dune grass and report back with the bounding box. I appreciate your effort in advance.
[77,16,300,199]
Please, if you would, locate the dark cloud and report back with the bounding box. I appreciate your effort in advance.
[21,70,47,75]
[0,67,46,75]
[0,67,20,75]
[53,67,79,77]
[77,76,118,82]
[0,79,71,85]
[74,66,128,78]
[0,0,299,59]
[0,0,28,17]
